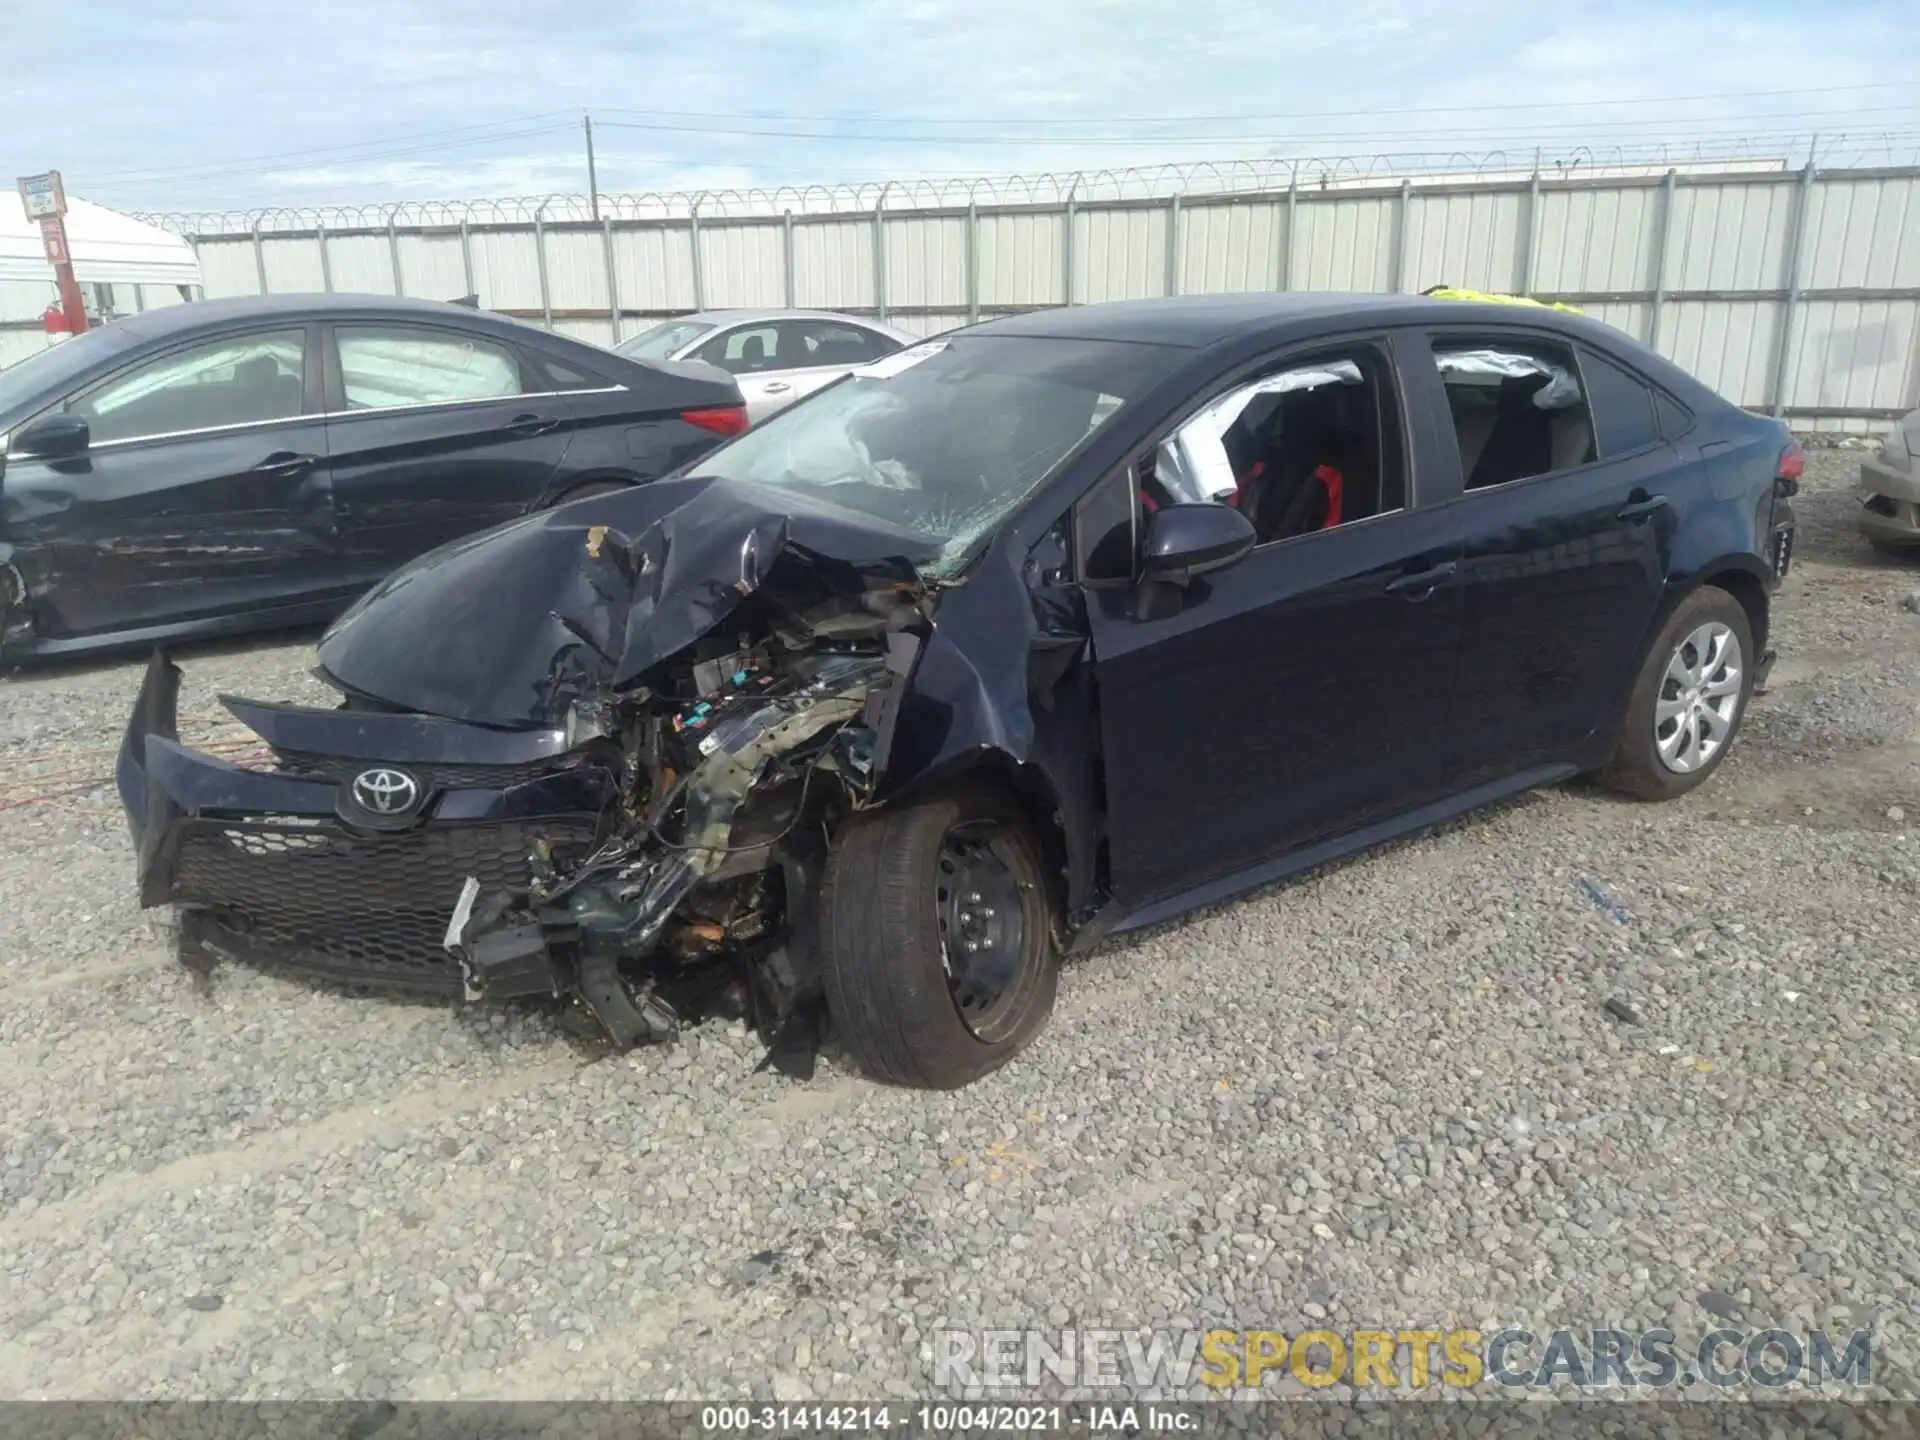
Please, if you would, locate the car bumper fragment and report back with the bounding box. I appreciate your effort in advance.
[1858,454,1920,543]
[116,650,613,994]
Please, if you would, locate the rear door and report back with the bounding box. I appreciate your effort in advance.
[321,320,575,585]
[1406,330,1676,785]
[2,323,339,639]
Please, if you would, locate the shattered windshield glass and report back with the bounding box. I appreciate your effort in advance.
[684,334,1179,575]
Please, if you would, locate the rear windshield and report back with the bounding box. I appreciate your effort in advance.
[685,334,1179,576]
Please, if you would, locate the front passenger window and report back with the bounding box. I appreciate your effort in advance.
[70,330,306,445]
[1432,340,1596,489]
[694,325,783,374]
[1140,348,1405,546]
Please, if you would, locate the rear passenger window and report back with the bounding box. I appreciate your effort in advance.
[1580,348,1660,457]
[337,327,523,410]
[789,321,898,367]
[1431,338,1596,490]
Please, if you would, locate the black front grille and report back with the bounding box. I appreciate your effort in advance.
[269,751,579,791]
[170,817,595,991]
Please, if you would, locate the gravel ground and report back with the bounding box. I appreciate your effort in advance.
[0,446,1915,1405]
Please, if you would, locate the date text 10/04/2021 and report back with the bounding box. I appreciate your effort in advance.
[700,1405,1196,1432]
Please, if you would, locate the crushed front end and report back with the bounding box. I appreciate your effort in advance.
[117,478,934,1074]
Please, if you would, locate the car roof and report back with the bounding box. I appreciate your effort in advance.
[665,308,911,332]
[967,292,1584,348]
[101,293,544,345]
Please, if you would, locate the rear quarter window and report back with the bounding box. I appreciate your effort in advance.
[529,352,612,391]
[1579,348,1661,458]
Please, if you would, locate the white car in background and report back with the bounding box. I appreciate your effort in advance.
[613,309,917,423]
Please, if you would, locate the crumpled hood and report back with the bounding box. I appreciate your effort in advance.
[316,474,942,728]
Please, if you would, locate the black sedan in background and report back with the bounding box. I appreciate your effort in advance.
[0,294,746,663]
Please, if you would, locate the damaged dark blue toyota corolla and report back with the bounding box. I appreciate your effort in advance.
[117,293,1799,1088]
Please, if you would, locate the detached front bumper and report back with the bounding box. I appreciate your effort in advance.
[116,652,615,994]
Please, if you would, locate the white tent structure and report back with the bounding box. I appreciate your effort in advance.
[1,197,202,367]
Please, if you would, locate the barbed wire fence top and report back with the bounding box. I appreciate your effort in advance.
[131,135,1920,234]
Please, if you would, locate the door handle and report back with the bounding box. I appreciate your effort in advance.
[761,382,791,394]
[1616,494,1670,523]
[508,413,560,436]
[252,451,318,477]
[1385,560,1458,600]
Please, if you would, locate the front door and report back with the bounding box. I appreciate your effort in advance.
[2,323,340,641]
[322,321,576,587]
[1086,336,1466,906]
[1409,332,1674,785]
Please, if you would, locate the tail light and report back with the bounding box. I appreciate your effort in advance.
[680,405,749,437]
[1774,439,1804,497]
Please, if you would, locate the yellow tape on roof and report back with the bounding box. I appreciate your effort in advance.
[1423,287,1584,314]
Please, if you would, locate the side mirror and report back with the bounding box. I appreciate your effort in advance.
[12,414,90,460]
[1140,502,1256,586]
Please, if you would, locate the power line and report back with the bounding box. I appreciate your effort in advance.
[593,81,1920,128]
[79,112,580,182]
[83,79,1918,183]
[592,107,1920,147]
[81,125,584,200]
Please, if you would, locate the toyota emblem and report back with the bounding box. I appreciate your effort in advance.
[350,767,420,817]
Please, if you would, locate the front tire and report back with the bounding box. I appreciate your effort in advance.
[818,788,1058,1089]
[1598,587,1755,800]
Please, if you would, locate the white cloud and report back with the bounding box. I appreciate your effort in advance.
[4,0,1914,213]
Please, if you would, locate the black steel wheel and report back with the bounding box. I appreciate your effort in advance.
[819,787,1058,1089]
[937,821,1034,1043]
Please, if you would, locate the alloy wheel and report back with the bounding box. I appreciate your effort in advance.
[1654,620,1743,775]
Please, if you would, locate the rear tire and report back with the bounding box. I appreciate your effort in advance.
[1598,587,1754,801]
[818,787,1058,1089]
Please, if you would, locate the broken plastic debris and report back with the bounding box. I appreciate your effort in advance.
[1603,996,1643,1025]
[735,1250,778,1285]
[1579,876,1629,923]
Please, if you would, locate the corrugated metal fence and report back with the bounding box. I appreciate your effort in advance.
[166,162,1920,432]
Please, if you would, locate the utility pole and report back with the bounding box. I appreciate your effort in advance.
[17,170,88,336]
[584,112,601,222]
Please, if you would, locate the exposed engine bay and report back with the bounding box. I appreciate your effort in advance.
[116,477,951,1080]
[446,629,916,1074]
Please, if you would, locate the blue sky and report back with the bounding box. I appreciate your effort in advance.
[6,0,1918,214]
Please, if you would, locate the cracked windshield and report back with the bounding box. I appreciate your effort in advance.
[686,335,1163,573]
